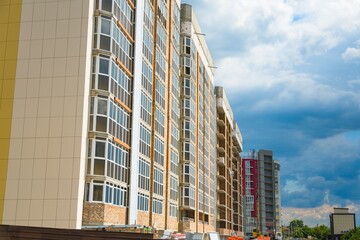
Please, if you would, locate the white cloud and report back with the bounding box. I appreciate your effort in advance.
[342,47,360,61]
[284,180,306,194]
[282,203,360,227]
[192,0,360,93]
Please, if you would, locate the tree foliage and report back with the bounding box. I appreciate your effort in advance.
[341,227,360,240]
[288,219,330,240]
[311,224,330,240]
[290,219,304,228]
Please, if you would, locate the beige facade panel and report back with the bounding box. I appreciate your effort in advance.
[2,0,94,229]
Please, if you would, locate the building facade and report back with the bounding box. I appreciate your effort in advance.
[258,149,276,236]
[0,0,245,234]
[178,4,217,233]
[1,0,94,229]
[274,160,281,233]
[214,86,243,237]
[82,0,182,231]
[242,153,259,237]
[242,150,280,237]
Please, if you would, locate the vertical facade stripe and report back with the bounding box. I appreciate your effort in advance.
[128,0,145,225]
[0,0,22,224]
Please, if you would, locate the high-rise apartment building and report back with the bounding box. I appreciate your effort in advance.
[178,4,217,233]
[258,150,276,235]
[82,0,182,231]
[242,152,259,237]
[274,160,281,233]
[242,150,280,237]
[214,86,243,237]
[1,0,95,229]
[0,0,181,230]
[0,0,245,235]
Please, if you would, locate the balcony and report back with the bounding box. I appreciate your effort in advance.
[217,157,225,166]
[232,122,243,152]
[217,174,226,181]
[216,132,225,140]
[216,144,225,153]
[217,118,225,127]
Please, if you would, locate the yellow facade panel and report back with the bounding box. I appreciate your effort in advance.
[4,60,17,79]
[0,0,22,224]
[0,24,8,42]
[0,61,4,75]
[0,5,10,23]
[5,41,19,60]
[0,42,6,60]
[9,4,21,23]
[6,23,21,42]
[1,80,15,99]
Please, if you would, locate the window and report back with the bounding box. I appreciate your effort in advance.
[88,139,129,183]
[182,186,195,208]
[139,125,151,158]
[156,79,166,110]
[138,158,150,190]
[138,193,149,211]
[106,141,129,183]
[170,149,178,175]
[152,198,163,214]
[183,142,195,164]
[88,180,127,207]
[171,124,179,148]
[93,182,103,201]
[156,49,166,81]
[105,182,127,206]
[100,0,112,12]
[154,136,164,166]
[140,92,152,126]
[182,163,195,185]
[182,120,195,142]
[170,176,178,201]
[110,60,131,106]
[170,203,177,217]
[155,108,165,137]
[141,61,152,94]
[154,167,164,196]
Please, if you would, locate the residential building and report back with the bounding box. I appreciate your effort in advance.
[242,150,280,237]
[214,86,244,237]
[0,0,245,234]
[178,4,217,233]
[0,0,181,230]
[242,152,259,237]
[258,149,276,236]
[1,0,95,229]
[274,160,281,233]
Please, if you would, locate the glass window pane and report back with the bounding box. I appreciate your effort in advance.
[94,159,105,175]
[99,58,109,74]
[93,184,103,201]
[102,0,112,12]
[101,18,111,35]
[96,116,107,132]
[100,35,111,51]
[95,141,105,157]
[97,99,108,115]
[98,75,109,90]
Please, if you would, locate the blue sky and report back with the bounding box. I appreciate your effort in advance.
[185,0,360,227]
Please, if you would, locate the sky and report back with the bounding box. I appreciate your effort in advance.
[184,0,360,227]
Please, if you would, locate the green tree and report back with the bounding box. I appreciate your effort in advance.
[290,219,304,229]
[341,227,360,240]
[302,225,312,238]
[292,227,305,238]
[289,219,304,238]
[311,225,330,240]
